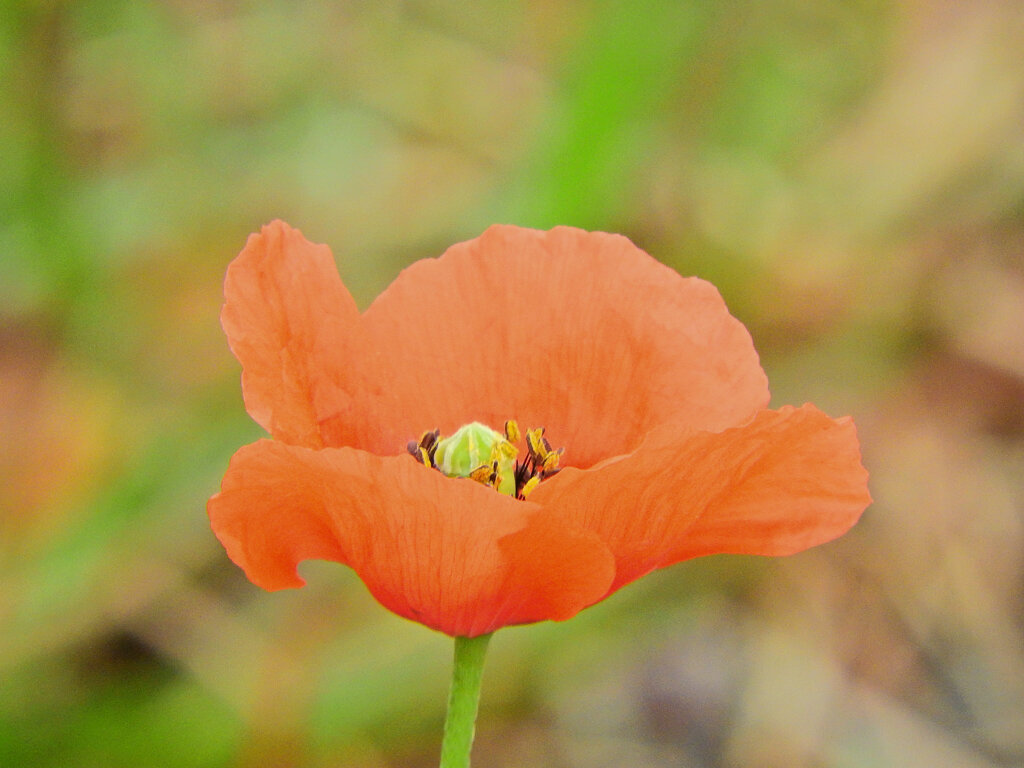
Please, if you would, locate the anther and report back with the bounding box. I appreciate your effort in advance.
[526,428,552,464]
[520,476,541,499]
[541,449,561,473]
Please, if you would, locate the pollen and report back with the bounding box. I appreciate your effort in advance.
[519,476,541,499]
[408,420,564,499]
[406,428,440,468]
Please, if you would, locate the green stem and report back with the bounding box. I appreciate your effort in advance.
[439,633,492,768]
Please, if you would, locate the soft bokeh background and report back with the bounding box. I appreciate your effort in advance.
[3,0,1023,766]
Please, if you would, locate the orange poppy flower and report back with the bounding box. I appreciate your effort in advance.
[208,221,870,638]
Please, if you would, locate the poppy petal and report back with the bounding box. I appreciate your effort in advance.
[221,221,364,449]
[529,404,870,594]
[207,440,615,636]
[359,225,769,465]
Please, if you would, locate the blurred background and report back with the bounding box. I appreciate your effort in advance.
[2,0,1023,765]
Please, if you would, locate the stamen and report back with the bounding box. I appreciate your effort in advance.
[420,429,440,461]
[494,440,518,463]
[408,420,564,500]
[406,429,442,466]
[411,445,432,467]
[541,450,561,473]
[540,466,561,480]
[520,476,540,499]
[525,428,548,462]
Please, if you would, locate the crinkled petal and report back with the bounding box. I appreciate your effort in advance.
[221,220,364,449]
[529,404,871,595]
[207,439,615,636]
[359,225,769,464]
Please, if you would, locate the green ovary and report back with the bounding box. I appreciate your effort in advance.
[433,422,518,497]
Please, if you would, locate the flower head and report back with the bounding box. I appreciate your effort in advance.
[208,221,870,637]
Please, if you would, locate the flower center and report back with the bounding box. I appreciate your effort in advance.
[407,420,563,499]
